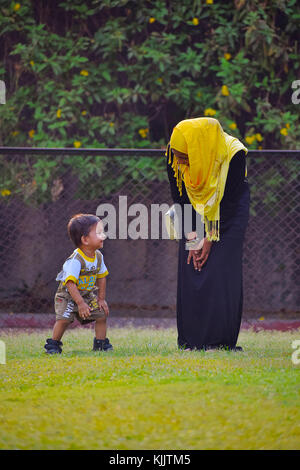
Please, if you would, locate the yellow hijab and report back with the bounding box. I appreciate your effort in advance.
[167,117,248,241]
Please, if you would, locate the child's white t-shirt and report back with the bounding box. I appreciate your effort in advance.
[56,248,108,291]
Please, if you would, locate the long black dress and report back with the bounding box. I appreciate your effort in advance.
[167,150,250,350]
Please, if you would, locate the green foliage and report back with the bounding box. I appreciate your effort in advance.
[0,0,299,202]
[0,151,166,205]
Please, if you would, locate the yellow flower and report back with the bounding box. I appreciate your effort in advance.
[56,109,61,118]
[192,18,199,26]
[149,17,155,24]
[109,122,114,127]
[206,0,214,4]
[285,123,290,129]
[245,135,256,145]
[73,140,82,148]
[204,108,216,116]
[30,60,35,66]
[80,70,89,76]
[224,53,232,60]
[28,129,35,138]
[229,122,237,130]
[280,128,288,136]
[258,146,263,150]
[138,128,149,138]
[255,133,263,142]
[81,110,87,116]
[14,3,21,11]
[1,189,11,197]
[221,85,230,96]
[258,316,265,321]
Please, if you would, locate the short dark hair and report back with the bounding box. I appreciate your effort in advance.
[67,214,100,247]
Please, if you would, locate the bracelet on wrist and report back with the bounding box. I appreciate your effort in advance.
[185,237,200,250]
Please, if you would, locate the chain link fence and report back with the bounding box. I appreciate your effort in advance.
[0,148,299,317]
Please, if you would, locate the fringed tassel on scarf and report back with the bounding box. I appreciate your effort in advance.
[166,144,183,196]
[166,143,220,241]
[205,218,220,242]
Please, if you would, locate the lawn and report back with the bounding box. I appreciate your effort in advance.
[0,327,299,450]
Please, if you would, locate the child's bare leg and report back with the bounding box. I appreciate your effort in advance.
[52,319,70,341]
[95,317,107,340]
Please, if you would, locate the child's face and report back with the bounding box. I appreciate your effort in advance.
[85,221,106,250]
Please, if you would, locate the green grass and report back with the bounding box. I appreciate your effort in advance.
[0,327,300,450]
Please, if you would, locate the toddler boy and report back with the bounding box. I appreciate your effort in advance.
[44,213,113,354]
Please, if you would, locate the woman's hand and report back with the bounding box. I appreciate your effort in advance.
[187,238,213,271]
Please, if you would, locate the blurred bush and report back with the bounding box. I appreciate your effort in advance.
[0,0,299,200]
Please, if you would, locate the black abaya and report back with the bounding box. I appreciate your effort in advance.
[167,150,250,350]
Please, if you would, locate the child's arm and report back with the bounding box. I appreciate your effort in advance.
[66,280,91,319]
[96,277,109,316]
